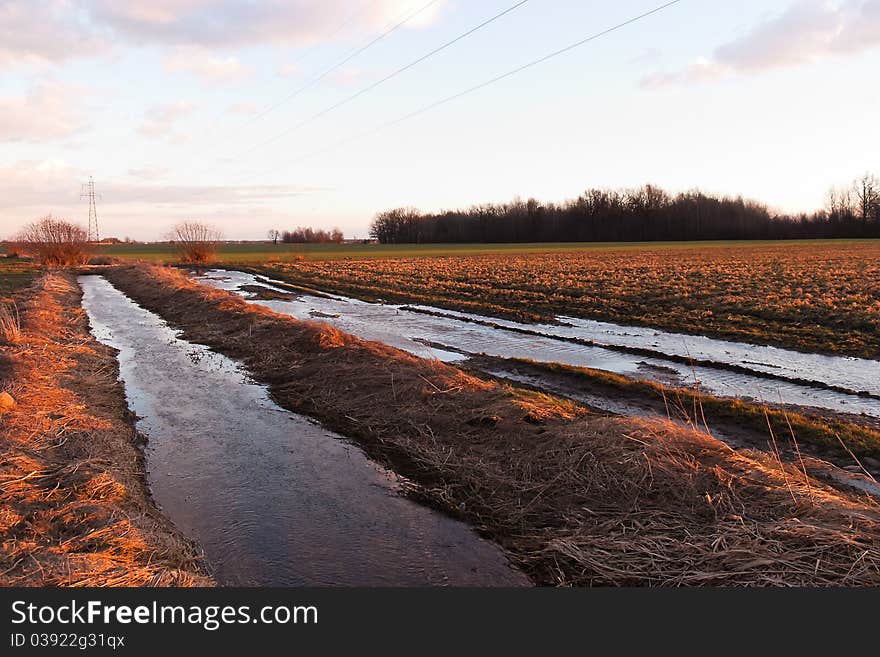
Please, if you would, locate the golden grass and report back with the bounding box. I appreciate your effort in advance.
[0,273,212,586]
[491,357,880,462]
[0,301,20,343]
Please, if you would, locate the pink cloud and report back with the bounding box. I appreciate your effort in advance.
[137,101,195,142]
[0,1,450,70]
[87,0,449,48]
[0,81,85,142]
[164,46,249,84]
[643,0,880,88]
[0,0,107,67]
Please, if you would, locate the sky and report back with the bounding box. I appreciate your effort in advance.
[1,0,879,240]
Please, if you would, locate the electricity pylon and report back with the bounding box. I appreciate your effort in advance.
[80,176,101,242]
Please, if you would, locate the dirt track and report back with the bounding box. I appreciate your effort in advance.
[0,273,211,586]
[103,264,880,586]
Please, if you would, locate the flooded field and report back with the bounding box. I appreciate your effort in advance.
[198,270,880,419]
[79,275,527,587]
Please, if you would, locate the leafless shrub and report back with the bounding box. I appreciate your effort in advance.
[15,215,91,267]
[0,301,21,343]
[169,221,223,264]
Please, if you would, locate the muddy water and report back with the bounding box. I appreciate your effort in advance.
[78,275,527,587]
[197,270,880,419]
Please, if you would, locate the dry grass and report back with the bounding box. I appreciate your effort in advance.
[0,301,20,343]
[106,264,880,586]
[480,357,880,462]
[0,273,212,586]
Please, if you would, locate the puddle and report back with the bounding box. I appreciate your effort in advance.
[78,275,527,587]
[196,270,880,419]
[414,306,880,398]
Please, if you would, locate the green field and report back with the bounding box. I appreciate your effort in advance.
[0,258,40,297]
[2,238,871,263]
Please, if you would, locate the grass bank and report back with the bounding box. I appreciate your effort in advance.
[104,264,880,586]
[468,357,880,466]
[0,272,212,586]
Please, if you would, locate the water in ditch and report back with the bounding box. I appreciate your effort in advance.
[78,275,528,587]
[196,270,880,419]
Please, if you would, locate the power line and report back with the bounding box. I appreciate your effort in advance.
[193,2,381,144]
[282,0,383,71]
[173,0,389,177]
[234,0,532,160]
[238,0,384,129]
[239,0,444,130]
[180,0,443,179]
[240,0,685,180]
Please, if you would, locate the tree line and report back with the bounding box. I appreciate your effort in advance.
[370,175,880,244]
[269,227,344,244]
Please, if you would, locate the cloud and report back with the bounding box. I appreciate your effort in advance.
[164,46,249,84]
[0,160,322,209]
[0,1,449,72]
[641,57,733,89]
[227,101,257,115]
[0,0,107,68]
[0,159,324,238]
[0,160,84,223]
[643,0,880,87]
[137,101,194,142]
[0,81,85,142]
[276,62,301,78]
[97,182,322,206]
[127,166,170,181]
[87,0,449,48]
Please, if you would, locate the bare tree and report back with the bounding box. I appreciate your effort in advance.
[268,229,281,245]
[15,215,91,267]
[169,221,223,264]
[369,208,422,244]
[853,173,880,223]
[826,186,856,220]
